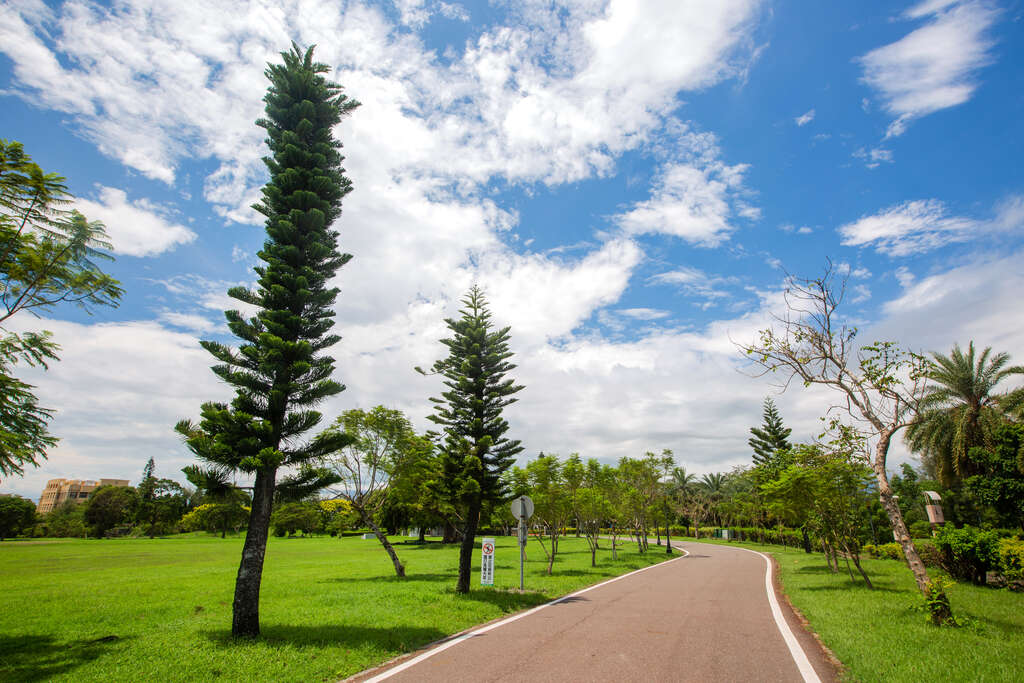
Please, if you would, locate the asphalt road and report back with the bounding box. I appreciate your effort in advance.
[350,540,837,683]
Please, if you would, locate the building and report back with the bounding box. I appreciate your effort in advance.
[36,478,131,515]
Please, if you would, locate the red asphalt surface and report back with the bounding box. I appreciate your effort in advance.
[349,540,838,683]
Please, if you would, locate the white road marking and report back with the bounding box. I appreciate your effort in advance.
[360,545,690,683]
[725,544,823,683]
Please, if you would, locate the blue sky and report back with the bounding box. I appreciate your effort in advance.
[2,0,1023,500]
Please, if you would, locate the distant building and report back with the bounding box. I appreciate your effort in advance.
[36,478,131,515]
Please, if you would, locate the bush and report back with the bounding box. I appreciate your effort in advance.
[933,524,1002,584]
[909,521,933,539]
[997,537,1024,582]
[864,542,904,561]
[914,539,944,568]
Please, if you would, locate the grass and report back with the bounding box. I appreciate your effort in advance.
[0,533,671,682]
[688,537,1024,683]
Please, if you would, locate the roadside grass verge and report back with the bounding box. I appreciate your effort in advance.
[685,536,1024,682]
[0,533,670,682]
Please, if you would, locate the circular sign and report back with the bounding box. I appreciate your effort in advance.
[510,495,534,520]
[482,541,494,555]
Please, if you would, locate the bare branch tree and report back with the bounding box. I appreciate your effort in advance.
[737,263,942,608]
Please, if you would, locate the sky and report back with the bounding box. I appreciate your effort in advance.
[2,0,1023,501]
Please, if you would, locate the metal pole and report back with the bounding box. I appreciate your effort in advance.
[519,516,525,591]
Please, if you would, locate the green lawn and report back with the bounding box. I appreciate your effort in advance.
[0,534,670,682]
[689,537,1024,683]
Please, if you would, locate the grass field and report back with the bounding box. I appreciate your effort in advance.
[0,533,670,682]
[690,537,1024,683]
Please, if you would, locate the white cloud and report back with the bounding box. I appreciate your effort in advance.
[650,266,737,307]
[615,158,754,247]
[617,308,671,320]
[858,0,999,138]
[794,108,815,126]
[75,186,196,257]
[853,146,894,169]
[838,196,1023,256]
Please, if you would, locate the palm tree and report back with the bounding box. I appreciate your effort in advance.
[905,342,1024,486]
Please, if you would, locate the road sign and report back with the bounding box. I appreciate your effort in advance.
[510,495,534,520]
[480,537,495,586]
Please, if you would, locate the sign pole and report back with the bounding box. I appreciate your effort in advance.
[519,516,525,591]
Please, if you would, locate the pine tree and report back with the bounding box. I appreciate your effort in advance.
[749,397,792,465]
[175,44,358,637]
[423,286,524,593]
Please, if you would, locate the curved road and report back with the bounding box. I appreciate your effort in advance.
[350,541,837,682]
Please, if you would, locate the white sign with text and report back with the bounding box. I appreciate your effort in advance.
[480,537,495,586]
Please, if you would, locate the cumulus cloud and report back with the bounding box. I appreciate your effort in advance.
[75,186,196,257]
[794,109,815,126]
[615,159,754,247]
[857,0,999,138]
[853,147,894,169]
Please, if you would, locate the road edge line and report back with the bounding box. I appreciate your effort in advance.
[727,544,822,683]
[360,545,690,683]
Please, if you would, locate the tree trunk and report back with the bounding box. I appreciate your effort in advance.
[417,526,426,543]
[455,500,481,593]
[850,552,873,589]
[364,514,405,577]
[872,432,932,596]
[232,467,276,637]
[442,520,457,544]
[801,526,811,554]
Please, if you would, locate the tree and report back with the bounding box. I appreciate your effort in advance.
[963,423,1024,531]
[180,502,250,537]
[749,397,792,466]
[761,438,875,587]
[83,485,139,537]
[271,502,321,536]
[0,495,36,540]
[324,406,422,576]
[905,342,1024,487]
[0,140,123,478]
[737,264,941,611]
[421,285,524,593]
[525,454,572,574]
[175,44,359,637]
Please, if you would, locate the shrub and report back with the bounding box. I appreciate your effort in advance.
[997,537,1024,582]
[909,521,933,539]
[864,542,904,561]
[933,524,1002,584]
[914,539,944,568]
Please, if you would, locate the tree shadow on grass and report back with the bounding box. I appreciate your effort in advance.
[320,572,456,585]
[447,587,553,612]
[796,582,903,594]
[0,634,127,682]
[201,624,447,653]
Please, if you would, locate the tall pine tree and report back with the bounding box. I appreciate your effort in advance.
[176,44,358,637]
[749,397,792,466]
[424,286,523,593]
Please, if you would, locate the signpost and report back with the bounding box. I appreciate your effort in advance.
[510,495,534,591]
[480,537,495,586]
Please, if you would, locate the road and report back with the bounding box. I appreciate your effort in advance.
[349,540,837,683]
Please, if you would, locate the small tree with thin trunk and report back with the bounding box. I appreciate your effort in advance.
[737,264,948,619]
[324,406,421,576]
[421,285,524,593]
[749,397,792,465]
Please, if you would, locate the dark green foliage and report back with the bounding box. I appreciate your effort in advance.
[906,342,1024,486]
[175,43,358,637]
[933,524,1004,584]
[0,495,36,539]
[963,423,1024,530]
[83,486,139,538]
[424,285,523,592]
[748,397,792,466]
[136,461,188,538]
[40,500,86,537]
[0,140,123,477]
[271,502,322,536]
